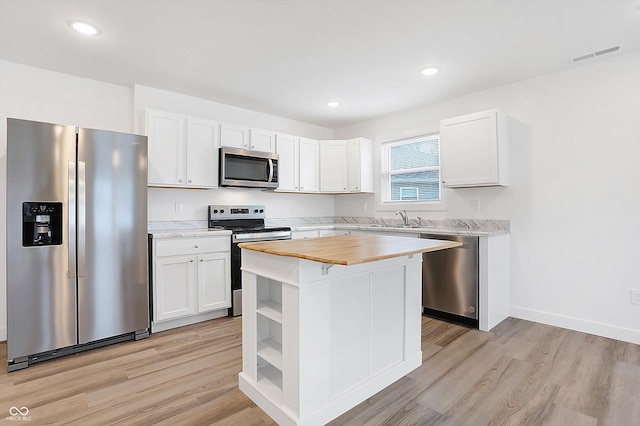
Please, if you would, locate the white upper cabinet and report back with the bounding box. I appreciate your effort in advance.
[440,109,508,187]
[186,117,219,188]
[146,109,185,186]
[298,137,319,192]
[250,128,276,152]
[275,133,299,191]
[275,135,319,192]
[320,140,348,192]
[319,138,372,193]
[348,138,373,192]
[146,109,219,188]
[220,123,250,149]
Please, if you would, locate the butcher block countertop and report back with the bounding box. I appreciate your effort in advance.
[238,234,462,266]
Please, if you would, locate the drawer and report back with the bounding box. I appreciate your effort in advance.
[155,236,229,257]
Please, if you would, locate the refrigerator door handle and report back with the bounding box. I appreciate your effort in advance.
[78,161,86,277]
[68,161,77,278]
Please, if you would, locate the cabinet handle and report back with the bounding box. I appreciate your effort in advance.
[194,244,199,248]
[190,259,194,263]
[199,259,204,262]
[178,179,183,183]
[188,179,192,183]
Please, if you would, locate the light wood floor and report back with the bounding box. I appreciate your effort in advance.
[1,315,639,425]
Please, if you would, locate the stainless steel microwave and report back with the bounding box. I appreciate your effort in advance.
[219,147,279,189]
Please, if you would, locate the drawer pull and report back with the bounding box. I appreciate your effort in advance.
[194,244,199,248]
[199,259,204,262]
[190,259,194,263]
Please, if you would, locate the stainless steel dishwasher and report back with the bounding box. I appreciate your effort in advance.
[421,234,479,327]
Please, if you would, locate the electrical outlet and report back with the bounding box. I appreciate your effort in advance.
[632,289,640,306]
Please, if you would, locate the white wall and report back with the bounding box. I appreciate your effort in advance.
[334,51,640,344]
[0,62,335,342]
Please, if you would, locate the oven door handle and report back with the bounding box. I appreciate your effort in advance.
[233,231,292,243]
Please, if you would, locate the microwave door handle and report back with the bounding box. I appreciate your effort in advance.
[268,158,274,182]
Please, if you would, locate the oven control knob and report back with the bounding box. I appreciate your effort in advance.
[259,209,264,213]
[220,209,225,213]
[213,209,218,214]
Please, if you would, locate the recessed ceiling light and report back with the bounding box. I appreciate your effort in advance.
[69,21,101,36]
[327,101,340,108]
[419,66,439,76]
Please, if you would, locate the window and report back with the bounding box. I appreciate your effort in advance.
[382,134,440,203]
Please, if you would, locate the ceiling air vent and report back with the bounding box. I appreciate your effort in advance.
[572,46,621,63]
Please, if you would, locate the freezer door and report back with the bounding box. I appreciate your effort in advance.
[77,128,149,343]
[6,119,78,360]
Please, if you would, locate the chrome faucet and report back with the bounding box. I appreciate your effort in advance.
[395,210,408,226]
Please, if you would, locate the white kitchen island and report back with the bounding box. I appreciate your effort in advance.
[238,234,460,425]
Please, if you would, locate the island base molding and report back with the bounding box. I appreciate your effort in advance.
[239,354,421,426]
[239,249,424,425]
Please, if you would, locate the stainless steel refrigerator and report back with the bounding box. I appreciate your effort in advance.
[6,118,149,371]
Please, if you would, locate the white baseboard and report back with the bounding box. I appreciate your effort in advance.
[510,305,640,345]
[0,326,5,342]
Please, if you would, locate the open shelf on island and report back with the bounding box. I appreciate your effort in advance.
[256,299,282,323]
[257,361,283,405]
[257,338,283,371]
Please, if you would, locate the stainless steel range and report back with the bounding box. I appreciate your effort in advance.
[208,205,291,316]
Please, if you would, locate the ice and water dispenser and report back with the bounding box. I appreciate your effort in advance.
[22,202,62,246]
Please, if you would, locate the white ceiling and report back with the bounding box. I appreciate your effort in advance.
[1,0,639,128]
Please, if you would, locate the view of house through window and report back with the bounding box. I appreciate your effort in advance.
[383,134,440,202]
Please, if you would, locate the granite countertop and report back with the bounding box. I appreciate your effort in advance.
[147,218,510,238]
[239,234,462,266]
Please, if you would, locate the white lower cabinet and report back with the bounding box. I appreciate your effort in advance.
[155,254,197,321]
[151,234,231,332]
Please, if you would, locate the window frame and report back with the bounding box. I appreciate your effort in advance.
[378,132,448,212]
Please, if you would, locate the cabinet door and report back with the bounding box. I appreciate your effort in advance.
[186,117,219,188]
[299,137,319,192]
[348,138,373,192]
[197,252,231,313]
[146,109,185,186]
[319,140,348,192]
[220,123,250,149]
[440,110,507,187]
[276,133,299,191]
[250,128,276,152]
[154,255,197,321]
[348,139,362,192]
